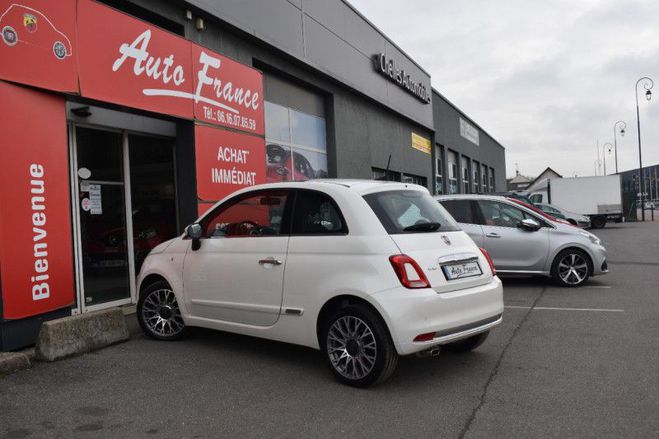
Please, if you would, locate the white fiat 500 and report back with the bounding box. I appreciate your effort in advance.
[137,180,503,387]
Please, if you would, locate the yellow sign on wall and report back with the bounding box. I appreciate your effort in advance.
[411,132,431,154]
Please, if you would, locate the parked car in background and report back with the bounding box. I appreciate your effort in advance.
[535,203,591,228]
[137,180,503,387]
[436,194,608,287]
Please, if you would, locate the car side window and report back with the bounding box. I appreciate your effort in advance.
[292,191,346,234]
[440,199,477,224]
[202,190,289,238]
[477,200,529,228]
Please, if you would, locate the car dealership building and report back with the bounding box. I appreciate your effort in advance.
[0,0,506,350]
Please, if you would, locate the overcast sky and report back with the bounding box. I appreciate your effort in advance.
[350,0,659,179]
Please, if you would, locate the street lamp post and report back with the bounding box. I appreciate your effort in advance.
[635,77,653,221]
[613,120,626,174]
[602,142,613,176]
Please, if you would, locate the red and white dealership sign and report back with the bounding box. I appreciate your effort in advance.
[77,0,264,133]
[191,44,264,135]
[0,82,74,319]
[77,0,193,118]
[195,124,266,207]
[0,0,78,92]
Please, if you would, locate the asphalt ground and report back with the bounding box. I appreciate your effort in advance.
[1,221,658,438]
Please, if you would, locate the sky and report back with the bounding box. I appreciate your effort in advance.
[349,0,659,179]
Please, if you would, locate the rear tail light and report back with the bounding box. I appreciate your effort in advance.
[389,254,431,289]
[480,247,496,276]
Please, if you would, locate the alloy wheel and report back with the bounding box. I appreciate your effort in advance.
[141,288,185,337]
[326,316,377,380]
[557,253,589,285]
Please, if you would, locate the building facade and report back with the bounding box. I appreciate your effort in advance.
[0,0,505,349]
[432,90,506,196]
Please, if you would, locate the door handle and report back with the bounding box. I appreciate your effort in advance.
[485,232,501,238]
[259,257,283,266]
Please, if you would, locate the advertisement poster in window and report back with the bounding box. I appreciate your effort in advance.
[0,81,74,319]
[0,0,78,92]
[195,124,266,214]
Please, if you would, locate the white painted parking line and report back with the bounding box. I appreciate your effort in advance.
[582,285,612,289]
[505,305,624,312]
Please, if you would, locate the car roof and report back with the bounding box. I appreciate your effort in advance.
[434,194,509,201]
[237,179,429,196]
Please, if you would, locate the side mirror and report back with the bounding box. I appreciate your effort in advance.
[186,223,203,250]
[518,218,541,231]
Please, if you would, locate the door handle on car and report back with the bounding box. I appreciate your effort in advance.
[259,257,283,266]
[485,232,501,238]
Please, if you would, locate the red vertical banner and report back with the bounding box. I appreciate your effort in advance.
[0,0,78,92]
[0,81,74,319]
[195,124,266,214]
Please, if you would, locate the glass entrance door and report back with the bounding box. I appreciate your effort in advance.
[75,127,132,307]
[72,125,178,311]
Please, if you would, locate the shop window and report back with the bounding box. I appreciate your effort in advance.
[372,167,401,182]
[402,173,427,187]
[203,191,289,238]
[292,191,346,234]
[265,102,327,183]
[473,162,480,193]
[482,165,488,192]
[435,146,443,194]
[489,169,495,191]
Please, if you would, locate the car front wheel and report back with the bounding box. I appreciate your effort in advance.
[322,304,397,387]
[552,249,591,287]
[137,280,187,340]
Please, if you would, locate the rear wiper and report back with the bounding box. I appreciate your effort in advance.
[403,222,441,232]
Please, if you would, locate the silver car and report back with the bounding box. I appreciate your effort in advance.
[535,203,591,228]
[435,195,608,287]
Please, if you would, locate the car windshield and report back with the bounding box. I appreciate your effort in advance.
[364,190,460,234]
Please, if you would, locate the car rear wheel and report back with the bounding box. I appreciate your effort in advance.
[552,249,591,287]
[137,280,187,340]
[322,304,397,387]
[442,331,489,353]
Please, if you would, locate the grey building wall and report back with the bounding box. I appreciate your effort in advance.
[184,0,434,129]
[116,0,434,191]
[432,90,507,192]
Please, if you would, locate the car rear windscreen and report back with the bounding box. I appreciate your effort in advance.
[364,190,460,234]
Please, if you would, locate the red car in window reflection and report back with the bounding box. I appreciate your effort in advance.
[0,4,72,59]
[266,144,322,182]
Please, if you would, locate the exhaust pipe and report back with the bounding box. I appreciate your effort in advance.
[416,346,441,358]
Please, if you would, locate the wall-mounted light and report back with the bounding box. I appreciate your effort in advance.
[185,10,192,20]
[71,106,91,117]
[195,17,205,31]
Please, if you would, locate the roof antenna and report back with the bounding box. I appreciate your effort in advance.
[385,154,392,175]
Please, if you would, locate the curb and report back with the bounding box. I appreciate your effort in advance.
[0,352,31,377]
[35,308,130,362]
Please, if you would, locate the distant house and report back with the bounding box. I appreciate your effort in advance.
[525,167,563,193]
[507,171,533,191]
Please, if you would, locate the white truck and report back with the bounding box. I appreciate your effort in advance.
[526,175,623,229]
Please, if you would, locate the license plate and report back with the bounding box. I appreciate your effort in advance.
[442,261,482,280]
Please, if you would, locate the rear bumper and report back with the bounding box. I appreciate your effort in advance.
[371,276,504,355]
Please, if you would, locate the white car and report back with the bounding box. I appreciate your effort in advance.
[137,180,503,387]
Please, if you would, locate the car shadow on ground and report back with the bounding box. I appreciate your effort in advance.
[161,325,492,391]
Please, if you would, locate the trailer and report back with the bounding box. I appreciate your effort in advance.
[527,175,623,228]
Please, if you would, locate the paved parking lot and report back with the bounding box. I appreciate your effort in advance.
[1,221,658,438]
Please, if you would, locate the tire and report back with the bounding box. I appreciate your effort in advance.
[551,249,592,287]
[52,41,67,59]
[591,216,606,229]
[1,26,17,46]
[321,304,398,387]
[137,280,188,340]
[442,331,489,353]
